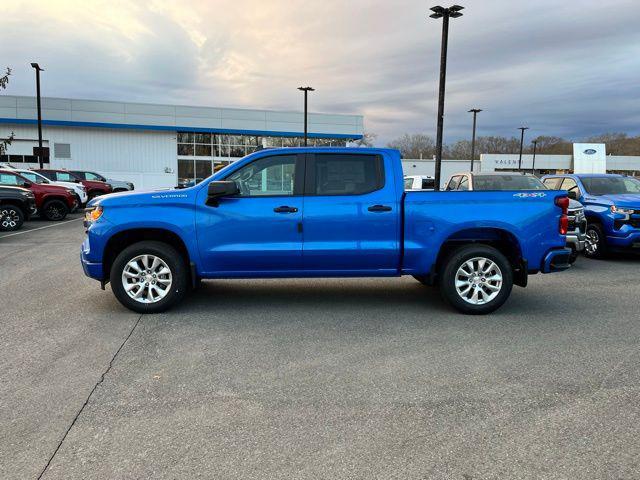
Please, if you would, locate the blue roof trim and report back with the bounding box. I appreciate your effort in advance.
[0,118,363,140]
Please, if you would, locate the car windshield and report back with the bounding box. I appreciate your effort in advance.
[473,175,546,190]
[580,177,640,195]
[19,171,48,184]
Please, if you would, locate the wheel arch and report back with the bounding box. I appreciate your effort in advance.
[434,227,527,287]
[102,228,192,283]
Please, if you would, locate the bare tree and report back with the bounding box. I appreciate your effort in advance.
[0,67,14,156]
[351,132,377,147]
[387,133,436,159]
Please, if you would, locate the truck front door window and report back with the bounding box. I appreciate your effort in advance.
[227,155,296,196]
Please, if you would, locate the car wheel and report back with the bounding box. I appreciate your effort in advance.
[0,205,25,231]
[110,241,188,313]
[42,200,69,221]
[584,224,606,259]
[439,244,513,315]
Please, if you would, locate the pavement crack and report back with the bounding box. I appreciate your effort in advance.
[36,313,144,480]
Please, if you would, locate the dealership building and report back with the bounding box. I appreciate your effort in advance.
[403,143,640,188]
[0,95,363,189]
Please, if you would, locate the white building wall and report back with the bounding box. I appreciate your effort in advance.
[0,124,177,190]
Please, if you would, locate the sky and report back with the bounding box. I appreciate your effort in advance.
[2,0,640,146]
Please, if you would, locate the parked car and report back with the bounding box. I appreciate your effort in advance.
[404,175,435,190]
[445,172,586,262]
[70,170,134,192]
[542,173,640,258]
[82,148,571,315]
[0,169,77,221]
[36,169,112,200]
[3,167,88,207]
[0,185,36,231]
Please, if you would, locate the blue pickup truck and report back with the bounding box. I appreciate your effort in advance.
[82,148,571,315]
[542,173,640,258]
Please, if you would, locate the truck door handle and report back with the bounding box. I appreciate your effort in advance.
[273,206,298,213]
[368,205,392,212]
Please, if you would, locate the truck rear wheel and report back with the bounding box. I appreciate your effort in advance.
[439,244,513,315]
[110,241,188,313]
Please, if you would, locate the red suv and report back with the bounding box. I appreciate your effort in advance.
[36,169,112,200]
[0,169,78,220]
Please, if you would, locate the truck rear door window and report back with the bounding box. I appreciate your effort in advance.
[307,154,383,196]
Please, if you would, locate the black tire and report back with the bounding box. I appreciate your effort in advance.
[110,241,188,313]
[584,223,606,259]
[439,244,513,315]
[0,205,25,231]
[412,275,431,286]
[568,251,579,264]
[41,199,69,221]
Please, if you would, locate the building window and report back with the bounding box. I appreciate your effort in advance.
[54,143,71,159]
[176,131,351,161]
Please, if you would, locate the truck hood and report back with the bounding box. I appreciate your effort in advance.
[594,194,640,207]
[88,187,180,207]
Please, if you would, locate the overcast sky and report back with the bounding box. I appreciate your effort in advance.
[2,0,640,145]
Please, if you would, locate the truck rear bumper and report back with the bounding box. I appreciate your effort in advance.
[541,248,572,273]
[566,230,585,253]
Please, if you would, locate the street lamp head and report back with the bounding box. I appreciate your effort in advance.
[298,86,315,92]
[429,5,463,18]
[468,108,482,113]
[30,63,44,71]
[518,126,529,131]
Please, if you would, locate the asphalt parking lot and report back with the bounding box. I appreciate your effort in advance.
[1,217,639,479]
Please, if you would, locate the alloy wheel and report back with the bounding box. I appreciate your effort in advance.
[454,257,503,305]
[1,208,20,229]
[585,229,599,255]
[121,254,173,304]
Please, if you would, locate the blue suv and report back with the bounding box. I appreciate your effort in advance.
[542,174,640,258]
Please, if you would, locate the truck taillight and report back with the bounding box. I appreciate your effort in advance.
[555,196,569,235]
[559,215,568,235]
[555,196,569,214]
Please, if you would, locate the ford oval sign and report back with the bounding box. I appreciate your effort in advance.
[584,149,597,155]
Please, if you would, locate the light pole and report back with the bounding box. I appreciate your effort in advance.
[531,139,538,175]
[429,4,464,190]
[468,108,481,172]
[31,62,45,168]
[297,86,314,146]
[517,126,529,171]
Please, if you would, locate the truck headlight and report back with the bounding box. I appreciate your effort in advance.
[611,206,634,215]
[85,206,103,224]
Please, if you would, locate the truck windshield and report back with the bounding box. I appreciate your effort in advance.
[473,175,546,191]
[580,177,640,195]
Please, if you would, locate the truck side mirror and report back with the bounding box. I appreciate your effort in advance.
[206,181,239,206]
[23,181,32,188]
[568,190,578,200]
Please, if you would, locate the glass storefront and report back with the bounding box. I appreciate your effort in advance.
[176,132,350,187]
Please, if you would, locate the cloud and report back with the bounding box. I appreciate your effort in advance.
[1,0,639,145]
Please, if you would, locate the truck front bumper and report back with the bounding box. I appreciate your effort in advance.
[81,236,104,280]
[606,230,640,251]
[541,248,572,273]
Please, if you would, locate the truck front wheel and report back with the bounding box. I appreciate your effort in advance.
[439,245,513,315]
[110,241,188,313]
[584,224,606,259]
